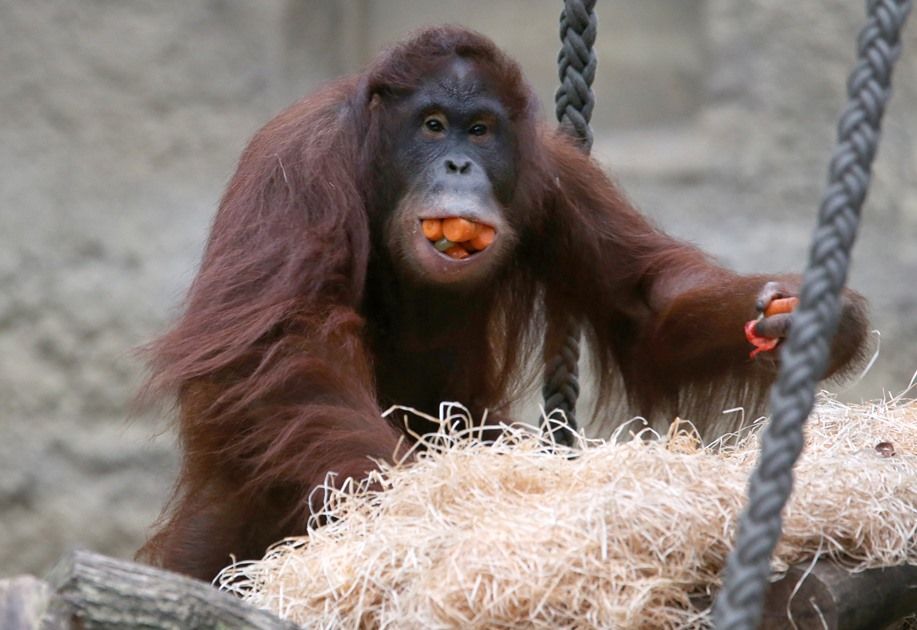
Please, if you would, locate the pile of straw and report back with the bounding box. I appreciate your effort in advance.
[218,395,917,628]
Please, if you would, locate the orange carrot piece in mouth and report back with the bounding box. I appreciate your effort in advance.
[442,217,480,242]
[469,225,495,250]
[421,219,443,241]
[423,217,495,254]
[444,244,470,259]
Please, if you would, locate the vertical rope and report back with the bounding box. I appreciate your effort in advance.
[714,1,912,627]
[555,0,598,150]
[541,0,597,446]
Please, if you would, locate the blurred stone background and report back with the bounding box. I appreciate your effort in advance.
[1,0,914,578]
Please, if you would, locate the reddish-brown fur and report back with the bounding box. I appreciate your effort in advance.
[138,26,868,581]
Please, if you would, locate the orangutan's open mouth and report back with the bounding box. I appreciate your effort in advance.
[420,217,496,260]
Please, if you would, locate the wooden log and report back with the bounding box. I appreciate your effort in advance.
[5,549,915,628]
[760,560,917,629]
[41,549,298,629]
[0,575,53,630]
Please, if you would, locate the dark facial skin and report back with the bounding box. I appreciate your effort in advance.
[380,58,520,288]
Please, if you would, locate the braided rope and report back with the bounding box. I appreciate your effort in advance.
[555,0,598,151]
[541,0,598,446]
[714,1,912,627]
[541,318,582,444]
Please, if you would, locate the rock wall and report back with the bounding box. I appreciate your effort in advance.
[1,0,914,578]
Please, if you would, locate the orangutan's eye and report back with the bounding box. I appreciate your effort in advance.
[423,114,447,135]
[469,123,489,136]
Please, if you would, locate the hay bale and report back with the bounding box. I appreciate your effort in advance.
[217,396,917,628]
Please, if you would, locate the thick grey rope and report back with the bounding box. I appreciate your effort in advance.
[541,0,597,446]
[555,0,598,151]
[713,1,912,627]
